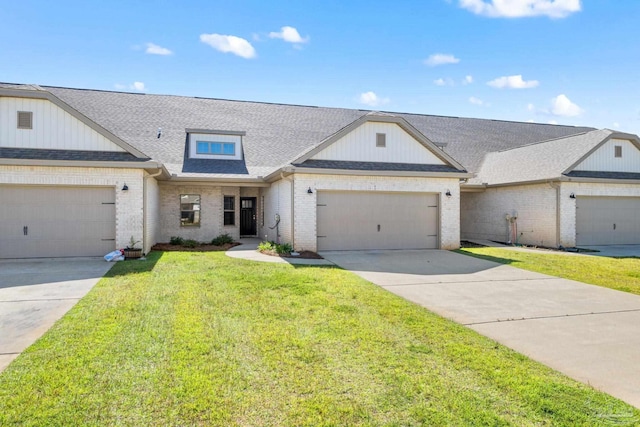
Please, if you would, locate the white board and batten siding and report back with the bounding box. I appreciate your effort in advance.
[574,139,640,173]
[311,122,446,164]
[0,97,125,152]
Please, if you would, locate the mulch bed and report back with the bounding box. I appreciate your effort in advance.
[259,250,324,259]
[152,242,241,252]
[459,240,487,248]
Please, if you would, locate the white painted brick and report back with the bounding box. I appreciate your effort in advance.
[461,184,558,247]
[143,174,160,254]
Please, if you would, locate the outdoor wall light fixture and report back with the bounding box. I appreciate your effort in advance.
[122,183,129,191]
[569,193,576,199]
[445,190,452,197]
[307,187,313,194]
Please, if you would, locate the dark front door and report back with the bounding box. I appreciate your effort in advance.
[240,197,257,236]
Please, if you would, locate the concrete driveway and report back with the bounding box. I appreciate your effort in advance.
[581,245,640,257]
[321,249,640,408]
[0,258,112,372]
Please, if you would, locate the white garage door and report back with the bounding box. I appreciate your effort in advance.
[317,191,438,251]
[576,196,640,245]
[0,186,116,258]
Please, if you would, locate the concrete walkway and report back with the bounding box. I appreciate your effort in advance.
[321,249,640,408]
[0,258,112,372]
[226,238,335,266]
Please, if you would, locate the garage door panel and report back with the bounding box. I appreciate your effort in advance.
[576,196,640,245]
[317,191,438,251]
[0,186,116,258]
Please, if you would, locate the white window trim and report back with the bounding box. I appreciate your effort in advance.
[188,132,243,160]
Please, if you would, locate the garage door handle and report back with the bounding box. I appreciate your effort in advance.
[23,226,28,236]
[377,224,381,232]
[613,223,616,230]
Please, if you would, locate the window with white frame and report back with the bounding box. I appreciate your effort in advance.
[180,194,200,226]
[196,141,236,156]
[187,129,244,160]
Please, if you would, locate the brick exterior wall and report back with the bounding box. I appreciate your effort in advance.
[291,173,461,251]
[461,183,558,247]
[143,173,160,254]
[260,179,292,244]
[559,181,640,247]
[0,165,144,250]
[158,184,246,243]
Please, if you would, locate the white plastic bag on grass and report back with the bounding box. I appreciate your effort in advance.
[104,250,124,262]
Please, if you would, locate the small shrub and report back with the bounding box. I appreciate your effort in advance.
[211,233,234,246]
[258,241,276,252]
[258,241,292,255]
[169,236,184,245]
[184,239,199,248]
[276,242,293,255]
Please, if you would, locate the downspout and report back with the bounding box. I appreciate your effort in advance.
[143,168,164,255]
[280,172,295,250]
[548,181,561,248]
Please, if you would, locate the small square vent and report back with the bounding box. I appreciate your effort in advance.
[614,145,622,158]
[376,133,386,147]
[17,111,33,129]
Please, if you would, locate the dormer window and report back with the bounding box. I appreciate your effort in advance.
[197,141,235,156]
[615,145,622,158]
[187,128,245,160]
[376,133,386,147]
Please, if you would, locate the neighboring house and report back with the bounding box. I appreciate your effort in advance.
[461,129,640,247]
[0,83,638,259]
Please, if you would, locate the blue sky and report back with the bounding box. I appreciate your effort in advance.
[2,0,639,134]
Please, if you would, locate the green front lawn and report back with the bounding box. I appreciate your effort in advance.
[0,252,638,426]
[458,247,640,295]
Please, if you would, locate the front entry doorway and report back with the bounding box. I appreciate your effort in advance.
[240,197,257,236]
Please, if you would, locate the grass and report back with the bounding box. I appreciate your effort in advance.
[457,247,640,295]
[0,252,638,426]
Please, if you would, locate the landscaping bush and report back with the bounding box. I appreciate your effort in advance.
[183,239,199,248]
[169,236,185,245]
[258,241,292,255]
[211,233,234,246]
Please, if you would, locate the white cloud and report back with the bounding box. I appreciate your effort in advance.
[469,96,485,106]
[268,26,309,44]
[527,103,536,112]
[131,82,145,91]
[434,77,455,86]
[145,43,172,55]
[200,33,256,59]
[463,75,474,85]
[114,82,146,92]
[424,53,460,67]
[548,120,558,124]
[458,0,581,18]
[487,74,539,89]
[526,119,535,123]
[551,94,583,117]
[358,91,389,107]
[613,122,620,129]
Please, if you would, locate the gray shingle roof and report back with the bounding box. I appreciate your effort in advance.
[566,170,640,180]
[0,147,148,162]
[3,83,596,179]
[474,129,613,185]
[294,160,462,173]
